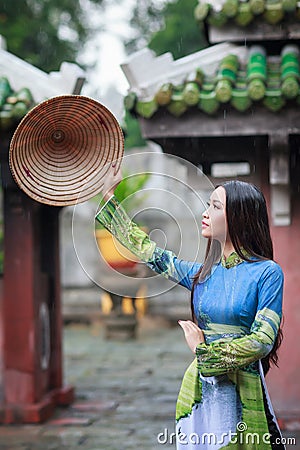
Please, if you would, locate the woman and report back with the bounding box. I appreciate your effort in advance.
[96,176,285,450]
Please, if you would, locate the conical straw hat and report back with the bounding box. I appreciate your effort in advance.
[9,95,124,206]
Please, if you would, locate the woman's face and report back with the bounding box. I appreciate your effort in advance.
[201,186,227,242]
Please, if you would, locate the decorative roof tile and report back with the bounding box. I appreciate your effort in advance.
[0,77,35,130]
[125,44,300,117]
[0,35,85,131]
[194,0,300,27]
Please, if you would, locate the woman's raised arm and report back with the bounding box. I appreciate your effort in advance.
[96,192,200,290]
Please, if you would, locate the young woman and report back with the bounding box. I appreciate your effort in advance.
[96,176,285,450]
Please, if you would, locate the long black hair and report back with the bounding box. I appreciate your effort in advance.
[191,180,283,375]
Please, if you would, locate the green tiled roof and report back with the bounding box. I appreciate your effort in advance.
[195,0,300,27]
[0,77,35,131]
[125,45,300,118]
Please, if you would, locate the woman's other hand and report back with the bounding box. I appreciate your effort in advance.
[178,320,205,353]
[102,162,122,201]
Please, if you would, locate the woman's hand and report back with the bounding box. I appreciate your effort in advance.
[178,320,205,353]
[102,162,122,201]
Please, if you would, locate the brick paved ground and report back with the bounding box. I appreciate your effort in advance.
[0,316,299,450]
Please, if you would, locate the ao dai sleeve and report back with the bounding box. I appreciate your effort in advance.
[95,195,199,290]
[195,262,284,377]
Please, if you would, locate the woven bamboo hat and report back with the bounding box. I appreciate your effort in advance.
[9,95,124,206]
